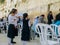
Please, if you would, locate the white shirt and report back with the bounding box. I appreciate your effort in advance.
[3,18,7,23]
[8,14,18,27]
[17,13,23,19]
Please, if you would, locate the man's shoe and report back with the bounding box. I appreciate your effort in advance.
[11,42,16,44]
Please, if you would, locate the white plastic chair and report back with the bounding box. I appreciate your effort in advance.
[0,22,4,33]
[56,25,60,43]
[17,23,22,36]
[35,23,46,45]
[35,23,59,45]
[50,24,60,43]
[58,25,60,36]
[50,24,58,36]
[50,24,59,40]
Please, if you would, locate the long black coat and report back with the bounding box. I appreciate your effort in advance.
[7,24,18,38]
[21,19,30,41]
[47,14,53,24]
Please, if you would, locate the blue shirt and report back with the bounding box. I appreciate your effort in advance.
[32,18,39,31]
[55,21,60,26]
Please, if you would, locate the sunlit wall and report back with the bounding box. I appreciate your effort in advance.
[0,0,60,18]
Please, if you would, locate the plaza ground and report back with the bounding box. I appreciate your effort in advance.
[0,33,40,45]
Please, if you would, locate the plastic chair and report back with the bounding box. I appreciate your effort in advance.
[58,25,60,36]
[35,23,46,45]
[35,23,59,45]
[50,24,58,36]
[0,22,4,33]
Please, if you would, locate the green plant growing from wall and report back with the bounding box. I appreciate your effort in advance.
[0,0,5,4]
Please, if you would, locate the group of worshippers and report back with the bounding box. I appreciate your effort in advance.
[7,8,60,45]
[31,9,60,40]
[8,8,30,45]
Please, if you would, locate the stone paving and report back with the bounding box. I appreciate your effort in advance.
[0,33,40,45]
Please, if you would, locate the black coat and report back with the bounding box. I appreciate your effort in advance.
[7,24,18,38]
[47,14,53,24]
[21,19,30,41]
[54,13,60,23]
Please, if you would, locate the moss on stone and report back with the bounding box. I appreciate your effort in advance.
[0,0,5,4]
